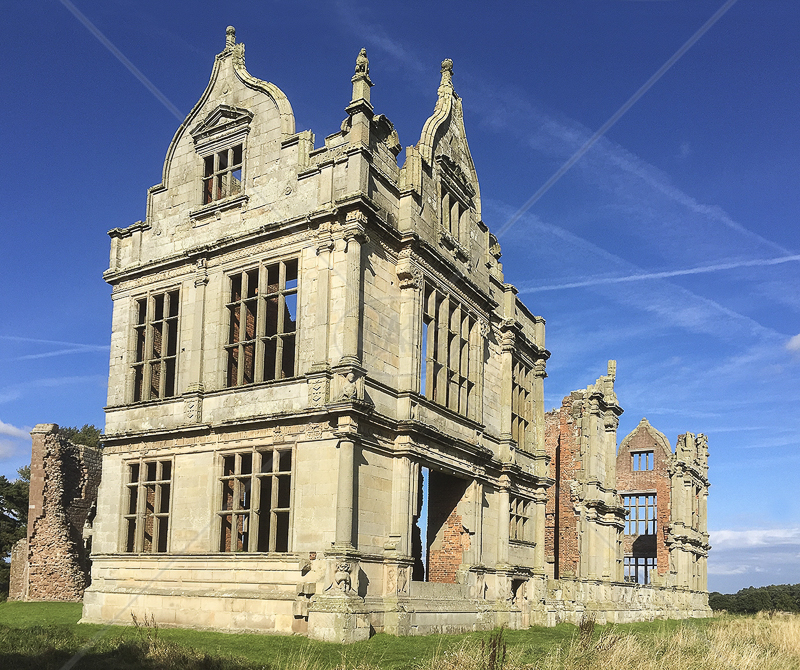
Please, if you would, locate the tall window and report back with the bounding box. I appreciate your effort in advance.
[218,448,292,553]
[509,496,531,542]
[632,451,654,471]
[441,186,466,242]
[203,144,243,204]
[623,494,657,535]
[421,285,478,418]
[132,290,179,402]
[226,259,298,387]
[624,556,656,584]
[511,359,532,452]
[124,459,172,553]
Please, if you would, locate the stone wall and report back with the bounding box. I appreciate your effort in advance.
[10,424,102,601]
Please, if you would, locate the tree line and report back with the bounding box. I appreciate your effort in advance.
[710,584,800,613]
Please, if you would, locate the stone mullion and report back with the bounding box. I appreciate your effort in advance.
[496,474,510,567]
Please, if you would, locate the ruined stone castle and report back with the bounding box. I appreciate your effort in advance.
[39,28,709,639]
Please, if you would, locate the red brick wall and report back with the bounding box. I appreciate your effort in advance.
[544,394,583,579]
[616,420,671,575]
[427,471,469,584]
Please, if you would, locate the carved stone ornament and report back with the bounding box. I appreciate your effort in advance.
[397,567,408,594]
[308,377,328,407]
[333,562,353,593]
[396,261,423,291]
[184,395,202,424]
[339,371,359,401]
[355,48,369,75]
[194,257,209,287]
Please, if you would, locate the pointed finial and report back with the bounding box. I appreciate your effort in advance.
[440,58,454,88]
[226,26,236,48]
[355,48,369,76]
[607,360,616,379]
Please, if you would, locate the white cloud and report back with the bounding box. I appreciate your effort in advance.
[0,438,24,461]
[786,334,800,353]
[0,420,30,440]
[710,528,800,550]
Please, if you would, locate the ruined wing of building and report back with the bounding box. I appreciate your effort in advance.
[12,28,711,638]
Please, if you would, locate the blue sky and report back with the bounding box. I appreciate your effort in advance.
[1,1,798,593]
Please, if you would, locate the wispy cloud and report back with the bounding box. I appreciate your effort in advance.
[712,529,800,549]
[521,255,800,293]
[0,375,107,405]
[0,420,30,440]
[0,335,109,361]
[57,0,183,121]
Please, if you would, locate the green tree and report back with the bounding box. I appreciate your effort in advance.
[0,466,30,598]
[58,424,102,448]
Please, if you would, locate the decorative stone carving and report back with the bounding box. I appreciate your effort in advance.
[355,48,369,75]
[194,257,209,287]
[308,376,329,407]
[332,562,353,593]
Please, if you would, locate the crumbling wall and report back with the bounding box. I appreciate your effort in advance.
[544,395,583,579]
[11,423,102,601]
[427,471,470,584]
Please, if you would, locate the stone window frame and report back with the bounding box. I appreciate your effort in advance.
[189,105,253,219]
[624,555,656,584]
[623,492,657,536]
[509,495,532,544]
[224,257,299,388]
[202,144,244,205]
[631,450,654,471]
[122,457,173,554]
[130,288,181,403]
[420,283,480,419]
[511,357,533,453]
[215,444,294,554]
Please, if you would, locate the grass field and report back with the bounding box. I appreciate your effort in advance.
[0,602,797,670]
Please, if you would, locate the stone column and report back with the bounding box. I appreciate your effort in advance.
[340,212,366,367]
[532,492,546,575]
[396,251,423,397]
[314,225,333,367]
[334,436,356,549]
[497,473,510,567]
[390,455,413,556]
[184,257,208,423]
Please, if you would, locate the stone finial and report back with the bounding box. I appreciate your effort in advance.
[440,58,454,89]
[607,360,616,380]
[355,48,369,76]
[226,26,236,48]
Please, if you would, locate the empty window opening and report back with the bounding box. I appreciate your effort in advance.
[411,466,429,581]
[623,494,657,535]
[511,579,525,605]
[421,285,478,418]
[632,451,654,471]
[203,144,243,204]
[132,289,179,402]
[509,496,531,543]
[226,258,298,387]
[425,470,470,584]
[218,447,292,553]
[624,556,656,584]
[124,459,172,553]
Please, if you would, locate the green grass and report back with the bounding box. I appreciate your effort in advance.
[0,601,717,670]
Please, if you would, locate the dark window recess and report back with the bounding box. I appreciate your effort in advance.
[218,448,292,553]
[132,290,179,402]
[225,259,298,387]
[124,459,172,553]
[203,144,243,204]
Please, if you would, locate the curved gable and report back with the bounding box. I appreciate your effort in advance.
[619,417,673,461]
[417,59,481,219]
